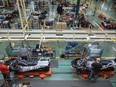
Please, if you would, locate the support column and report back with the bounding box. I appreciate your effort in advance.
[6,0,10,7]
[17,0,24,29]
[93,0,98,16]
[65,0,66,3]
[75,0,81,19]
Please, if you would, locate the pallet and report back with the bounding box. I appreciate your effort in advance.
[15,68,52,79]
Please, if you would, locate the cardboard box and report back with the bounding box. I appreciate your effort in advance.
[56,22,67,30]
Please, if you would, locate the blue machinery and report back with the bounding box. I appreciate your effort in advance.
[63,42,103,59]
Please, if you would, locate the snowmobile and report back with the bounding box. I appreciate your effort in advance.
[6,57,51,73]
[5,57,52,79]
[71,58,116,79]
[71,43,116,79]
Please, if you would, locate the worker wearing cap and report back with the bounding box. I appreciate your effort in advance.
[0,59,12,86]
[88,58,102,81]
[19,45,29,60]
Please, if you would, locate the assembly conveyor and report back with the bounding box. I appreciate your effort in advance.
[0,30,115,42]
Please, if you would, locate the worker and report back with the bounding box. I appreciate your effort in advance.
[88,58,102,81]
[19,45,29,60]
[0,59,12,87]
[57,4,63,16]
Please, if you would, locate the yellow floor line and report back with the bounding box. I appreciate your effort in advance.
[56,56,60,58]
[101,57,116,59]
[73,78,79,80]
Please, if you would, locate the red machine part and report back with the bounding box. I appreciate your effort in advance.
[99,71,114,79]
[80,70,115,79]
[15,68,52,79]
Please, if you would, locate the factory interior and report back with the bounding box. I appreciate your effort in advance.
[0,0,116,87]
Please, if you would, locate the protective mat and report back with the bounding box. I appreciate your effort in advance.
[50,59,58,68]
[12,79,112,87]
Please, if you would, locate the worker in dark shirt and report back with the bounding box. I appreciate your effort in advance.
[89,58,102,81]
[57,4,63,16]
[0,59,12,87]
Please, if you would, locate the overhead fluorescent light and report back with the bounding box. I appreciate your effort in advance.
[88,34,96,38]
[86,35,96,42]
[24,34,31,40]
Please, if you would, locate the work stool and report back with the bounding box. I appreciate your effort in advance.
[21,81,31,87]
